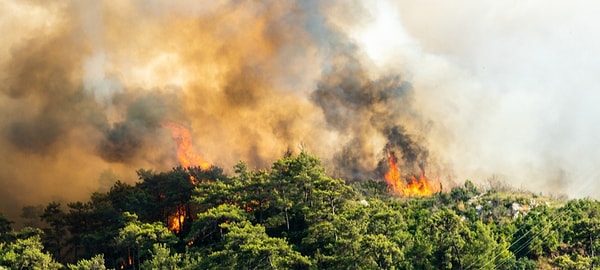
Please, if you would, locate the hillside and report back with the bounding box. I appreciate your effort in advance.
[0,152,598,269]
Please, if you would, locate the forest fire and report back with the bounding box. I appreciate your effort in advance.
[384,151,437,197]
[162,122,208,233]
[162,121,210,170]
[168,205,186,233]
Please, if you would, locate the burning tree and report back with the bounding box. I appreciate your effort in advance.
[377,126,442,197]
[383,151,439,197]
[160,122,213,233]
[136,168,195,235]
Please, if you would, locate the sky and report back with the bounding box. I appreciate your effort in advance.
[1,0,599,220]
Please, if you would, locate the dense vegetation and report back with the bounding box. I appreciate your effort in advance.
[0,152,599,269]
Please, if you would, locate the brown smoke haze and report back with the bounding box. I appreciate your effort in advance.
[1,0,599,219]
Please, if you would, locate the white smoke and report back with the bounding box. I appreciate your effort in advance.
[349,0,600,197]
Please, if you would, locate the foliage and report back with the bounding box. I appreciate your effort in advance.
[202,221,311,269]
[140,244,182,270]
[0,228,62,269]
[115,212,177,269]
[67,254,110,270]
[0,152,599,269]
[0,214,12,243]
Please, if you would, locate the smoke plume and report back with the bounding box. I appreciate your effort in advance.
[0,0,598,220]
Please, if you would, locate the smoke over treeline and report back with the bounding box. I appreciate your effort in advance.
[1,0,598,219]
[0,0,435,219]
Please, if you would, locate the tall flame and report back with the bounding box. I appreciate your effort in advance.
[384,151,438,197]
[162,122,206,233]
[162,121,210,170]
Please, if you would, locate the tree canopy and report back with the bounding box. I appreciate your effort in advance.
[0,152,596,269]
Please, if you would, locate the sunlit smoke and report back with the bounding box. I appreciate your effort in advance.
[1,0,598,221]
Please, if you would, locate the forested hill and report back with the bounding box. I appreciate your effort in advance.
[0,152,598,269]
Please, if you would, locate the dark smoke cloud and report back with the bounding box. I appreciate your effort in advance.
[384,126,428,169]
[0,0,445,222]
[98,91,182,163]
[1,27,180,162]
[1,29,91,155]
[312,50,427,180]
[1,0,597,223]
[0,0,197,220]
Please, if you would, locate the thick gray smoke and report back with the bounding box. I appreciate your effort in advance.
[1,19,183,164]
[311,49,428,180]
[98,91,182,163]
[1,0,597,222]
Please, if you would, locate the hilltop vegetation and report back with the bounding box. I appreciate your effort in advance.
[0,152,599,269]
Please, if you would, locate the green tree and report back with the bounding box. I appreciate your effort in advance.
[67,254,109,270]
[64,192,123,268]
[359,233,404,269]
[115,212,177,270]
[449,180,478,203]
[462,221,513,269]
[0,228,62,269]
[140,244,182,270]
[511,207,558,259]
[312,176,354,218]
[65,201,95,261]
[193,180,236,213]
[364,199,408,239]
[301,203,371,268]
[137,168,195,234]
[188,165,230,212]
[40,202,67,261]
[203,221,310,269]
[0,213,12,242]
[234,163,274,224]
[186,204,250,248]
[352,179,389,200]
[268,152,324,233]
[552,254,592,270]
[425,209,468,269]
[267,151,356,248]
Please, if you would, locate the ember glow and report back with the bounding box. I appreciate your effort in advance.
[168,205,186,234]
[162,122,210,170]
[384,151,438,197]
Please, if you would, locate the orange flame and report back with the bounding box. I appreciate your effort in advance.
[168,205,186,233]
[162,121,210,170]
[162,122,205,233]
[384,151,438,197]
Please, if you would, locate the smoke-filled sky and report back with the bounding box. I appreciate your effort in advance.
[1,0,599,219]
